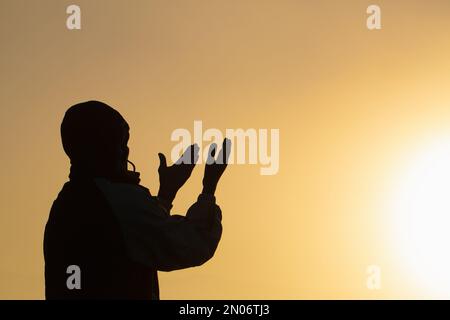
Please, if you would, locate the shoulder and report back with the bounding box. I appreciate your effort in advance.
[93,178,164,217]
[94,178,151,197]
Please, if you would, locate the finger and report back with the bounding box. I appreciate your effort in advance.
[192,144,200,165]
[176,144,195,165]
[225,138,232,164]
[206,143,217,165]
[216,138,231,165]
[158,153,167,169]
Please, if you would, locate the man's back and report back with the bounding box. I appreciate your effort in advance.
[44,179,158,299]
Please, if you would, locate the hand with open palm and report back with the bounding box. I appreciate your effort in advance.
[157,144,199,204]
[202,138,231,195]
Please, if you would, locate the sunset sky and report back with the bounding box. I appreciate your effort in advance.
[2,0,450,299]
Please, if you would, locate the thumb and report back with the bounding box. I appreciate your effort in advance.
[158,153,167,169]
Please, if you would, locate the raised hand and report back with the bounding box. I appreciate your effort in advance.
[202,138,232,195]
[158,144,199,204]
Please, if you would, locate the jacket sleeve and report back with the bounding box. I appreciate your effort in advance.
[94,178,222,271]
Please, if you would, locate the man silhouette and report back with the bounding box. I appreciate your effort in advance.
[44,100,230,299]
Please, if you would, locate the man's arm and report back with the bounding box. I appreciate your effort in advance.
[95,138,231,271]
[147,193,222,271]
[95,179,222,271]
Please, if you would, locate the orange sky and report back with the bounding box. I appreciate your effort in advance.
[2,0,450,299]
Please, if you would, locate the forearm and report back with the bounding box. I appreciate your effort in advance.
[202,184,217,196]
[156,197,223,271]
[158,184,217,213]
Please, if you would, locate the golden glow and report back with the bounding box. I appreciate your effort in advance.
[2,0,450,299]
[391,135,450,298]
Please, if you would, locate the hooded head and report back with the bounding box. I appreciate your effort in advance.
[61,100,131,180]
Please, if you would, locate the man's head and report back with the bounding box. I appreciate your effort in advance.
[61,100,130,178]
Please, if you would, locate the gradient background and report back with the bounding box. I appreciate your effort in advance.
[1,0,450,299]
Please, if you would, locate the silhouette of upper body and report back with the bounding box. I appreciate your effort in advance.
[44,101,230,299]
